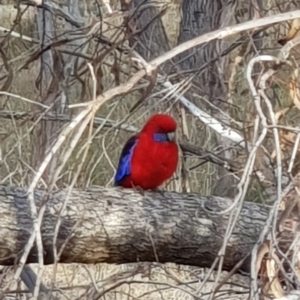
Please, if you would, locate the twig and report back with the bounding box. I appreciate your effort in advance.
[0,91,49,109]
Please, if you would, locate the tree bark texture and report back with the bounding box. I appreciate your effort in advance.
[0,184,278,271]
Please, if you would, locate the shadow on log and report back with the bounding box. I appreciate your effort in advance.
[0,185,275,272]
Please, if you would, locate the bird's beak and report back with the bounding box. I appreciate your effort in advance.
[167,132,176,141]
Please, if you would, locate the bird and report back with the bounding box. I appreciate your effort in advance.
[114,114,179,190]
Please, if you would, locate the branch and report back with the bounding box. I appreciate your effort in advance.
[85,10,300,147]
[0,110,241,173]
[0,184,289,272]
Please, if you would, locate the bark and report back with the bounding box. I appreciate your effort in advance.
[0,184,279,271]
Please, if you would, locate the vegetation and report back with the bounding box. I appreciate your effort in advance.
[1,0,300,299]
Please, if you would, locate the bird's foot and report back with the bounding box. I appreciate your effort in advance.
[152,188,165,197]
[133,185,145,196]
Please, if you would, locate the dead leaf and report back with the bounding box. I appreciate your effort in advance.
[289,69,300,111]
[279,18,300,45]
[266,255,284,298]
[256,242,270,275]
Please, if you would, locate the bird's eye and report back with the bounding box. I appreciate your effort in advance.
[167,132,175,141]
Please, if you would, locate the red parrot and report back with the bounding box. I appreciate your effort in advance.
[114,114,179,190]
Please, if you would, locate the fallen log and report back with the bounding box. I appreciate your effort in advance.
[0,185,273,271]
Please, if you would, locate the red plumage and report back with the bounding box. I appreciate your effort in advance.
[115,114,179,190]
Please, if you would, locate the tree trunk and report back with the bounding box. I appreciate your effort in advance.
[0,184,287,272]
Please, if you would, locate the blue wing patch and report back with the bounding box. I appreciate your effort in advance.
[114,136,138,185]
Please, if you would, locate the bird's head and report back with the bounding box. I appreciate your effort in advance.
[142,114,177,143]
